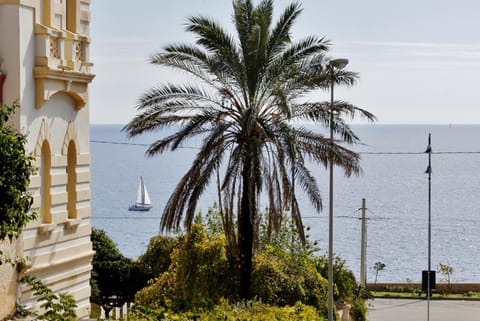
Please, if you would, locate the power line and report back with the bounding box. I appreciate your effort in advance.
[90,140,149,147]
[90,140,480,155]
[93,216,160,219]
[90,140,199,149]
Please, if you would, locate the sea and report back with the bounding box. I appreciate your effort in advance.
[90,124,480,284]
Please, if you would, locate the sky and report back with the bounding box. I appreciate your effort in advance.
[89,0,480,124]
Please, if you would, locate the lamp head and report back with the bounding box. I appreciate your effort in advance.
[329,58,349,70]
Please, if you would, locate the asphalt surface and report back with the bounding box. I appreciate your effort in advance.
[367,298,480,321]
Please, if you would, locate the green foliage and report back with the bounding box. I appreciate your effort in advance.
[316,255,357,303]
[129,299,325,321]
[439,263,454,284]
[258,212,319,255]
[135,224,236,312]
[137,233,178,277]
[0,101,37,241]
[350,299,367,321]
[251,245,328,310]
[20,276,76,321]
[91,228,123,261]
[135,221,329,314]
[91,228,150,315]
[134,214,366,320]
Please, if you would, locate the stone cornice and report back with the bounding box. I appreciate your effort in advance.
[33,66,95,110]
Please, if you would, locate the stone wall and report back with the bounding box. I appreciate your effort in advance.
[0,239,20,320]
[367,282,480,294]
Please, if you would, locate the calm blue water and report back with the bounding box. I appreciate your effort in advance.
[90,124,480,283]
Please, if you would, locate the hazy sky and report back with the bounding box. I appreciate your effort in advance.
[89,0,480,124]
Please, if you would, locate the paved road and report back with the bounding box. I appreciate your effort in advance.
[367,299,480,321]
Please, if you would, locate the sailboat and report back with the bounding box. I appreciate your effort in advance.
[128,176,152,211]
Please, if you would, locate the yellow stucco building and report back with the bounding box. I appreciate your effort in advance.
[0,0,94,319]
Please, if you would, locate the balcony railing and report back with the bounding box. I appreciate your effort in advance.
[35,24,92,74]
[33,24,95,110]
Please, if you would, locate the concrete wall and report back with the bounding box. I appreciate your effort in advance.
[0,240,21,320]
[367,282,480,294]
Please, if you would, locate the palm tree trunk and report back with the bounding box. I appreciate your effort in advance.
[238,158,255,299]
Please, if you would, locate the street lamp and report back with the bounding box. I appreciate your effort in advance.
[328,58,348,321]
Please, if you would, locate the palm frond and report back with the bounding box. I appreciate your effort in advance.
[266,2,302,58]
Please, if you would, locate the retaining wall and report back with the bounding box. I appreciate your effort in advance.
[367,283,480,294]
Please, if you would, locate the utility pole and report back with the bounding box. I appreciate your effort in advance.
[360,198,367,287]
[425,133,432,321]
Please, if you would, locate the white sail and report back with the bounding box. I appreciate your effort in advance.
[141,178,152,205]
[136,176,152,205]
[135,179,143,204]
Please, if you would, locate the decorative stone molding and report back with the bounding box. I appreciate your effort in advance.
[34,66,94,110]
[65,218,82,229]
[38,223,56,234]
[62,121,79,155]
[34,118,51,156]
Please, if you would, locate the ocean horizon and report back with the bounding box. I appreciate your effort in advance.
[91,123,480,284]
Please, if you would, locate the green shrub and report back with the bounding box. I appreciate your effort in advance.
[91,229,151,317]
[137,234,179,277]
[134,213,364,320]
[350,298,367,321]
[136,224,331,314]
[251,245,328,310]
[0,101,37,241]
[316,255,357,303]
[135,224,236,312]
[129,299,325,321]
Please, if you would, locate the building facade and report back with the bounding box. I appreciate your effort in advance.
[0,0,94,318]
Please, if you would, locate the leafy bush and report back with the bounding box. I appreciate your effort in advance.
[91,229,150,317]
[129,299,325,321]
[136,223,330,314]
[316,255,357,303]
[251,245,328,310]
[349,298,367,321]
[137,234,179,277]
[0,101,37,241]
[135,224,236,312]
[134,211,365,320]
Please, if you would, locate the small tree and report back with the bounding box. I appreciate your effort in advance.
[0,101,37,242]
[90,229,150,318]
[373,262,386,286]
[438,263,454,285]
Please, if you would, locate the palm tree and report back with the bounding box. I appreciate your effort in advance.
[124,0,375,299]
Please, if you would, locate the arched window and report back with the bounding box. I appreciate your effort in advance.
[67,140,77,219]
[41,141,52,224]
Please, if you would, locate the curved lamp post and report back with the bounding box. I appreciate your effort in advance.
[328,58,348,321]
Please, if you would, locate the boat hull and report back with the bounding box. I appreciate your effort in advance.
[128,204,152,211]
